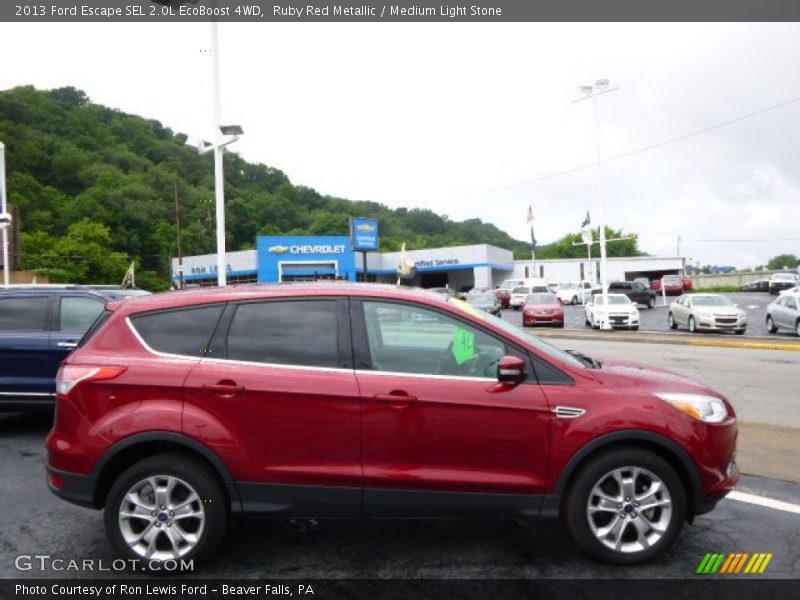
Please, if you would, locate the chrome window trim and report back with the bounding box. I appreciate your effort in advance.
[0,391,55,397]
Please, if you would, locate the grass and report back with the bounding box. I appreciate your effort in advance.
[689,285,743,293]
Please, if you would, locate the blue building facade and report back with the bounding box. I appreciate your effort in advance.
[256,235,358,282]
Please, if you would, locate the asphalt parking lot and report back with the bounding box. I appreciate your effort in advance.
[1,413,798,580]
[501,292,793,338]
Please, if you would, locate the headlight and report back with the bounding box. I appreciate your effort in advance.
[655,392,728,423]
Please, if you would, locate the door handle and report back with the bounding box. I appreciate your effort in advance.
[202,383,245,397]
[57,342,78,349]
[374,391,418,406]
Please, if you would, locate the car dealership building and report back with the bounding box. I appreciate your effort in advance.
[172,235,685,289]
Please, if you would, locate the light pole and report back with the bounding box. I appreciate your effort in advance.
[573,79,619,329]
[0,141,10,288]
[190,19,242,287]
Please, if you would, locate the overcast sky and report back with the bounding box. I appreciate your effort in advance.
[1,22,799,268]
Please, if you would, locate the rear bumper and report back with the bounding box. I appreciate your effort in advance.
[46,466,98,509]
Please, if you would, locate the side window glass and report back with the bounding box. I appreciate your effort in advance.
[227,300,339,368]
[0,297,49,331]
[60,297,105,332]
[787,297,797,310]
[362,301,506,378]
[131,305,224,357]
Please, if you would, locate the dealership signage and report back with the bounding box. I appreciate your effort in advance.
[268,244,346,255]
[415,258,460,268]
[190,263,233,275]
[351,217,379,251]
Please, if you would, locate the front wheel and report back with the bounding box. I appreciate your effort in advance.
[648,297,656,309]
[766,315,777,334]
[668,313,677,330]
[104,454,227,569]
[564,448,686,564]
[688,316,697,333]
[571,296,578,306]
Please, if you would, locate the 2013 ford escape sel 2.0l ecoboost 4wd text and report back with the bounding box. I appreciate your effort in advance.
[46,284,739,567]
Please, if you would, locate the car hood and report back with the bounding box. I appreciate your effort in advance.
[693,306,740,315]
[524,304,562,311]
[593,358,714,395]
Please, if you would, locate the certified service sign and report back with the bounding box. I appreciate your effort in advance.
[351,218,379,251]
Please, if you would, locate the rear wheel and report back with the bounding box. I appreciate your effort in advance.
[104,454,227,569]
[766,315,777,334]
[648,297,655,309]
[564,448,686,565]
[796,319,800,337]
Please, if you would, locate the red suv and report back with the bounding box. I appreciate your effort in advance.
[47,284,738,567]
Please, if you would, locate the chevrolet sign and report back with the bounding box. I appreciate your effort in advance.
[356,223,376,233]
[272,244,346,255]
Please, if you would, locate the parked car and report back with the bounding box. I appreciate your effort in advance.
[668,294,747,335]
[769,273,800,295]
[778,285,800,297]
[766,294,800,336]
[466,291,502,316]
[739,279,770,292]
[494,278,525,308]
[47,283,739,568]
[585,294,640,330]
[522,293,564,328]
[509,286,532,309]
[554,281,595,305]
[594,281,656,309]
[427,287,458,299]
[0,287,148,411]
[651,275,688,296]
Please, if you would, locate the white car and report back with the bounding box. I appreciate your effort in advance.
[778,285,800,297]
[585,294,640,330]
[668,294,747,334]
[555,281,596,305]
[509,285,532,309]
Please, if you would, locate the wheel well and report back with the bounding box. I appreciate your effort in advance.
[558,439,699,518]
[92,441,231,510]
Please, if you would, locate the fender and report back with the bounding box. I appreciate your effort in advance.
[541,429,704,518]
[91,431,242,512]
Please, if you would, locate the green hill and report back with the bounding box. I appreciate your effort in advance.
[0,85,535,289]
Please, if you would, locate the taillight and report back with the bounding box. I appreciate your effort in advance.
[56,365,126,395]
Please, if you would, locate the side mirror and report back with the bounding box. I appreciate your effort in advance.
[497,355,525,384]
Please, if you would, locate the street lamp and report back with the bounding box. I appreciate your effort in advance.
[573,79,619,329]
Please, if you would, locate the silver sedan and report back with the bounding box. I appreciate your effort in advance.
[766,294,800,336]
[668,294,747,335]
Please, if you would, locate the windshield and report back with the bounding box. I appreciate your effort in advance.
[595,295,631,306]
[693,295,733,306]
[512,286,531,294]
[501,280,522,289]
[449,298,584,368]
[527,293,559,305]
[774,274,796,281]
[560,283,577,290]
[663,275,682,283]
[468,293,495,304]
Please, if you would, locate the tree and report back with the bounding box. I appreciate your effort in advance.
[767,254,799,270]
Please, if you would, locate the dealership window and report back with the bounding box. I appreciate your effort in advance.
[60,297,105,332]
[524,266,529,278]
[227,273,258,285]
[539,266,544,278]
[361,301,506,378]
[227,300,339,367]
[131,305,225,356]
[0,297,49,331]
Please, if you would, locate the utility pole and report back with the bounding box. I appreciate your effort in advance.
[175,180,184,290]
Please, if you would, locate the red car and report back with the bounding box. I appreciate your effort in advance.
[651,275,689,296]
[47,283,738,568]
[522,293,565,328]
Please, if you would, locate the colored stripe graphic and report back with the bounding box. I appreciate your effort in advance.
[758,554,773,573]
[719,553,737,573]
[697,552,772,575]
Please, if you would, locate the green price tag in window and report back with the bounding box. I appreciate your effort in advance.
[452,327,477,365]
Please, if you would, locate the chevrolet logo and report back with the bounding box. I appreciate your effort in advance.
[268,245,289,254]
[356,223,375,232]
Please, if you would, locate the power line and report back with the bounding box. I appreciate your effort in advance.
[447,93,800,202]
[683,238,800,243]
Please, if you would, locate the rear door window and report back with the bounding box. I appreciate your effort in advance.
[131,305,225,357]
[60,296,106,332]
[0,296,49,331]
[226,300,340,368]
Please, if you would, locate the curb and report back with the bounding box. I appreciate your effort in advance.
[530,329,800,352]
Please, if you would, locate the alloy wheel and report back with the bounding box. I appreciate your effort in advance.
[586,466,673,554]
[118,475,205,560]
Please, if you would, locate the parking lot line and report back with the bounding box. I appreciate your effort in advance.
[728,491,800,515]
[688,340,800,352]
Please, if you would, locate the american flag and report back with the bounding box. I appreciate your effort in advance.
[526,205,534,224]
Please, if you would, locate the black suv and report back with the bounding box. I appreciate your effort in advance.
[0,285,148,410]
[593,281,657,309]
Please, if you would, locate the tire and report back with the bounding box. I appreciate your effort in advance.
[796,319,800,337]
[668,313,678,330]
[688,316,697,334]
[585,316,591,327]
[564,447,686,565]
[104,453,227,569]
[735,329,745,335]
[647,297,655,309]
[766,315,777,334]
[571,296,578,306]
[632,326,639,331]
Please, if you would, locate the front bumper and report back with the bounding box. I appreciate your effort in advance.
[695,317,747,332]
[523,313,564,326]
